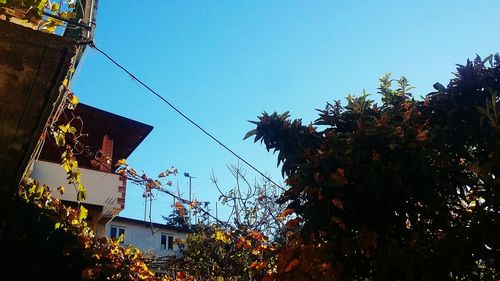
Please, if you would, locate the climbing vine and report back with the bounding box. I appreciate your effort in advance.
[0,0,78,33]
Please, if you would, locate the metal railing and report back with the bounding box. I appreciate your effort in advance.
[60,0,98,41]
[0,0,97,42]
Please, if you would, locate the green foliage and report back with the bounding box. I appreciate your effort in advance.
[178,225,275,281]
[247,54,500,280]
[180,226,252,280]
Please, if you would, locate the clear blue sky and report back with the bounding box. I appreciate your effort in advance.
[72,1,500,223]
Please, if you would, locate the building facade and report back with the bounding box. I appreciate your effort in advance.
[105,216,190,258]
[31,103,153,237]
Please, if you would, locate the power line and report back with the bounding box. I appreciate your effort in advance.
[88,42,285,191]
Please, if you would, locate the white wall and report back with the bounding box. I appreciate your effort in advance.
[104,219,187,257]
[31,160,123,217]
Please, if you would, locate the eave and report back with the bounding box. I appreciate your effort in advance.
[0,20,77,204]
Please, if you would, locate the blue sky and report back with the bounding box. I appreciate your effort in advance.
[72,1,500,223]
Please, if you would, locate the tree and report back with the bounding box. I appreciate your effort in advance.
[212,163,285,238]
[167,164,283,280]
[163,202,189,228]
[246,54,500,280]
[178,225,254,281]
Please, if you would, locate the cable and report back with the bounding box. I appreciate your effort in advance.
[89,42,285,191]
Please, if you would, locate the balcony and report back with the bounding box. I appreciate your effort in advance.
[32,160,125,236]
[29,102,153,235]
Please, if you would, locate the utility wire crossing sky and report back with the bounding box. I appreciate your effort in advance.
[89,42,284,191]
[73,1,500,223]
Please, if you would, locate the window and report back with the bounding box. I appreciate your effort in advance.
[161,233,174,250]
[168,235,174,250]
[161,234,167,249]
[110,226,125,244]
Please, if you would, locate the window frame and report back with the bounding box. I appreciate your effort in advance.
[161,233,174,250]
[161,233,167,250]
[168,235,174,250]
[110,225,126,244]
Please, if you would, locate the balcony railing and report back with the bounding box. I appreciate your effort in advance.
[0,0,97,41]
[31,160,124,217]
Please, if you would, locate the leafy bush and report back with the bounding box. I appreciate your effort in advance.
[247,54,500,280]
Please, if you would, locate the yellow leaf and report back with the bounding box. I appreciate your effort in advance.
[59,123,70,133]
[53,131,66,147]
[57,186,65,195]
[214,229,230,243]
[68,126,77,135]
[79,205,88,221]
[40,25,56,34]
[69,94,78,106]
[77,184,86,202]
[61,162,70,173]
[37,0,48,11]
[118,233,125,244]
[51,3,59,12]
[60,11,76,20]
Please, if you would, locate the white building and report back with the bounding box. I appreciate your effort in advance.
[31,103,153,237]
[30,103,192,263]
[106,216,190,258]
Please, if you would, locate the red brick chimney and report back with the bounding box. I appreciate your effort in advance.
[100,134,113,172]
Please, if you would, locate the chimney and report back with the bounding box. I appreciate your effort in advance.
[100,134,113,172]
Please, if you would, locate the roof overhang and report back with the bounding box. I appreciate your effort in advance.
[39,103,153,169]
[0,20,77,204]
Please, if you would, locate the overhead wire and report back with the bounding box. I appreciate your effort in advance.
[88,42,285,191]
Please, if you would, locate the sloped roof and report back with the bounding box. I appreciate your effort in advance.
[112,216,192,233]
[39,103,153,169]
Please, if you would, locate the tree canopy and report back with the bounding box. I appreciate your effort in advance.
[246,54,500,280]
[2,48,499,280]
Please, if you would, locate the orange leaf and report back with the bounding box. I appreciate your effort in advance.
[249,261,259,270]
[278,208,294,220]
[254,260,268,270]
[174,202,186,217]
[331,198,344,211]
[336,168,345,177]
[236,236,252,249]
[284,259,300,272]
[249,230,265,241]
[115,159,126,166]
[285,218,302,228]
[319,262,332,271]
